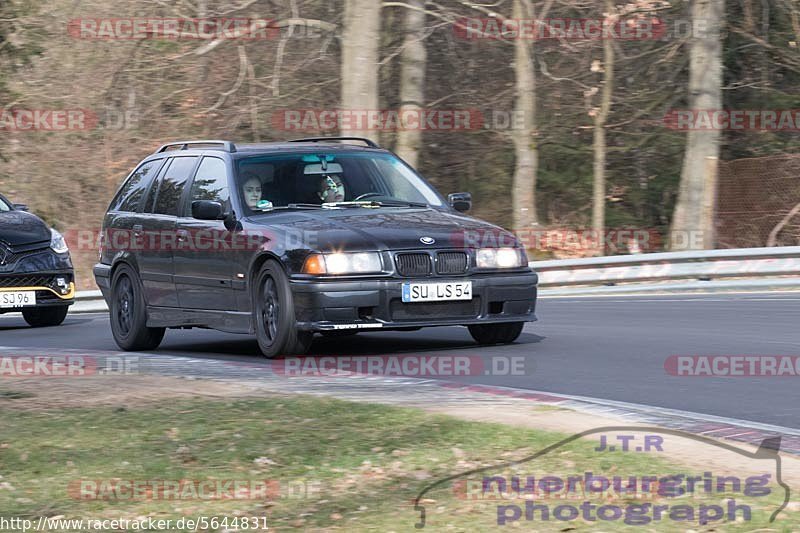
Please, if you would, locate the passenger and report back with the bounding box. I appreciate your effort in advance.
[318,173,346,203]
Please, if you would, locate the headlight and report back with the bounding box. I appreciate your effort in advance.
[50,229,69,254]
[476,247,527,269]
[302,252,382,275]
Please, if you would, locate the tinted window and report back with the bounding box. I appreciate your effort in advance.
[154,157,197,216]
[186,157,230,216]
[143,158,171,214]
[111,160,162,212]
[235,153,444,214]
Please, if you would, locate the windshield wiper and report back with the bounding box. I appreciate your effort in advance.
[323,200,428,209]
[254,203,324,212]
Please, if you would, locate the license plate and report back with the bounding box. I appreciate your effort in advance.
[0,291,36,309]
[402,281,472,303]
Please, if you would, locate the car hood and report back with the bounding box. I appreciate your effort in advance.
[0,210,51,248]
[246,207,519,251]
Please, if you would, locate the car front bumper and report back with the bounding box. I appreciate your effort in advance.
[290,272,538,332]
[0,247,75,312]
[0,271,75,312]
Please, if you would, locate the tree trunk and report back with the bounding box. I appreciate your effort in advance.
[671,0,724,250]
[511,0,539,232]
[340,0,381,142]
[592,4,614,256]
[395,0,427,168]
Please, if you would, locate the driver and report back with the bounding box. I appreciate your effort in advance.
[242,173,264,209]
[318,173,345,203]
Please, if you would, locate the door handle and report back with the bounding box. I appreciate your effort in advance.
[132,224,143,237]
[176,229,190,242]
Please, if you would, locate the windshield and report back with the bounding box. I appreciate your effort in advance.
[235,152,444,213]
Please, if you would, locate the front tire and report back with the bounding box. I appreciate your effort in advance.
[254,260,313,358]
[22,306,69,327]
[109,264,165,351]
[468,322,524,345]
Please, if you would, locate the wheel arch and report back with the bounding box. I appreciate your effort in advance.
[248,251,287,300]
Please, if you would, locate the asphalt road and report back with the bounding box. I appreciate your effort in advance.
[1,292,798,429]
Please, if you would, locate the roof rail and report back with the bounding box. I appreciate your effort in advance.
[288,137,380,149]
[156,140,237,154]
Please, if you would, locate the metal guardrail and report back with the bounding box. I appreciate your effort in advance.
[68,247,800,312]
[532,246,800,287]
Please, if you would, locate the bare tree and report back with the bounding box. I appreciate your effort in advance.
[671,0,725,250]
[591,2,615,255]
[511,0,540,230]
[394,0,427,167]
[340,0,382,140]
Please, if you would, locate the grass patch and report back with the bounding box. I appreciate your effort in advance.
[0,395,794,531]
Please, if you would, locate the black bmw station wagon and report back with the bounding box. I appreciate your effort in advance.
[94,138,538,357]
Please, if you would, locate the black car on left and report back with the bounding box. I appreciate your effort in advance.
[0,193,75,326]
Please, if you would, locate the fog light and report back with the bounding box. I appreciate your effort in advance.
[56,277,69,294]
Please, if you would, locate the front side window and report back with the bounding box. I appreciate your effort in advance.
[186,157,230,216]
[235,152,444,213]
[154,157,198,216]
[110,159,162,213]
[0,196,10,212]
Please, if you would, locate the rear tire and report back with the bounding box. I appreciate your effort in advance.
[22,306,69,327]
[109,264,165,351]
[468,322,524,345]
[254,260,312,358]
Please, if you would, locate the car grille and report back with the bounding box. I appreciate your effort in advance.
[0,274,55,289]
[0,247,49,267]
[395,253,432,277]
[436,252,469,275]
[390,298,481,321]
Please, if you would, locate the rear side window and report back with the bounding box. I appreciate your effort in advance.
[154,157,198,216]
[186,157,230,216]
[110,160,162,212]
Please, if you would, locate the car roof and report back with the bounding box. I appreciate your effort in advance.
[150,138,387,160]
[232,142,387,157]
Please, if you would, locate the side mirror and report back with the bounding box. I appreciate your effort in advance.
[448,192,472,213]
[13,203,29,212]
[192,200,225,220]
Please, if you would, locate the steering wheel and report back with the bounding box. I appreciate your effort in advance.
[353,192,383,201]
